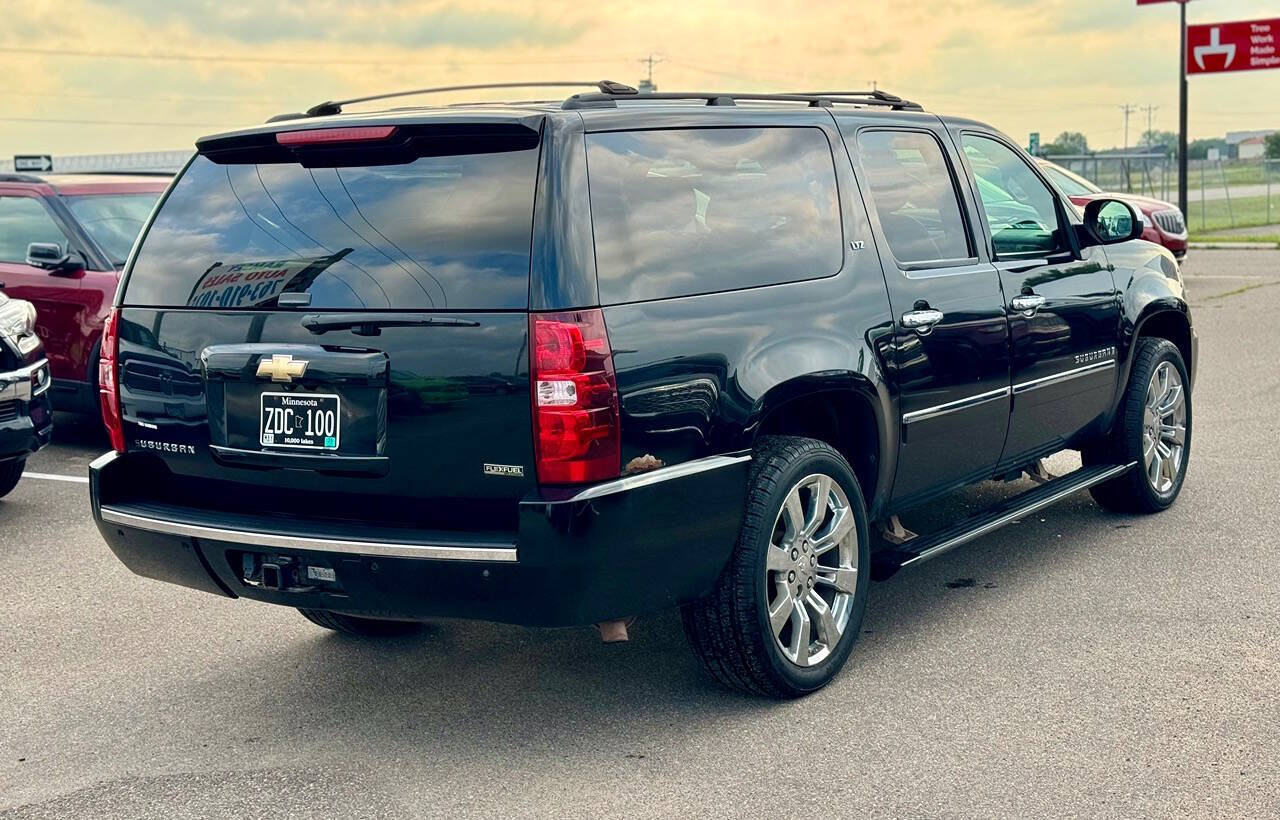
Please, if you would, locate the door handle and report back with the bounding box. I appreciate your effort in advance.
[901,309,944,335]
[1010,294,1046,316]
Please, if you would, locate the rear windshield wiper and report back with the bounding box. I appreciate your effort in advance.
[301,313,480,337]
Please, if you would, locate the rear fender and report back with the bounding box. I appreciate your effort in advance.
[747,372,895,519]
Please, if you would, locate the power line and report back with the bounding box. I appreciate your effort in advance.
[0,116,234,127]
[0,89,287,105]
[0,45,621,67]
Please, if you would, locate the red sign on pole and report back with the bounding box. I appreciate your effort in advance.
[1187,18,1280,74]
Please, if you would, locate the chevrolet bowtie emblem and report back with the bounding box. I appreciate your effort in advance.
[256,354,308,383]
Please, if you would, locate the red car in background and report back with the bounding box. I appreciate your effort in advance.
[1036,159,1187,260]
[0,172,170,412]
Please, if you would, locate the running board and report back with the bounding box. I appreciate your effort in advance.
[871,462,1136,581]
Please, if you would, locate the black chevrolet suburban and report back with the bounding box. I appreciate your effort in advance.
[90,82,1195,697]
[0,292,52,497]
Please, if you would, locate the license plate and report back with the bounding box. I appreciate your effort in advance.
[259,392,341,450]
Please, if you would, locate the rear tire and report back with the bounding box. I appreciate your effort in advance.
[682,436,871,698]
[0,459,25,499]
[1084,338,1191,513]
[297,608,423,637]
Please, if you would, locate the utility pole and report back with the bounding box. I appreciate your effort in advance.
[1120,103,1138,193]
[1142,104,1159,145]
[638,53,662,93]
[1120,103,1138,152]
[1178,0,1188,221]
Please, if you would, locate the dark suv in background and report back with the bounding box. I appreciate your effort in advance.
[89,82,1194,698]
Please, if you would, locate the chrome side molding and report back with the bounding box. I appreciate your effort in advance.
[903,386,1010,425]
[98,507,519,563]
[569,452,752,502]
[1012,360,1116,395]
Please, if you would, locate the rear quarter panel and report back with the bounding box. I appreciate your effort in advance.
[598,115,897,507]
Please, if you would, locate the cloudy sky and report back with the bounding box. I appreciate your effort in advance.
[2,0,1277,157]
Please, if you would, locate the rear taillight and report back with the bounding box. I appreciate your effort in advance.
[530,310,620,484]
[98,308,124,453]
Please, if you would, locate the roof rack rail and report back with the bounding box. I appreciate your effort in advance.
[292,81,638,119]
[561,89,923,111]
[0,173,44,183]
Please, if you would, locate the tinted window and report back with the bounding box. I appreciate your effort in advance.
[857,130,970,265]
[586,127,842,304]
[65,193,161,266]
[0,197,70,264]
[124,150,538,309]
[1040,164,1099,197]
[962,135,1065,256]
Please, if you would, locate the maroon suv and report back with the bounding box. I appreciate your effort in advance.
[0,173,169,411]
[1037,159,1187,259]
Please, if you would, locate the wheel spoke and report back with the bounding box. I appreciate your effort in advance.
[1147,452,1162,486]
[1161,451,1177,487]
[1155,440,1172,460]
[1156,384,1183,417]
[1160,423,1185,446]
[805,590,842,648]
[769,590,795,638]
[766,543,792,574]
[791,603,812,666]
[811,506,853,555]
[802,476,831,538]
[1147,368,1164,411]
[782,488,805,543]
[815,565,857,595]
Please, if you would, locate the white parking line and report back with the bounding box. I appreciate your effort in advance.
[22,471,90,485]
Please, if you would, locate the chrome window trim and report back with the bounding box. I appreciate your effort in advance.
[902,386,1010,425]
[1011,360,1115,395]
[98,507,519,563]
[0,359,49,402]
[570,453,752,502]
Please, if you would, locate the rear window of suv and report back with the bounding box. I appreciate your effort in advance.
[123,149,539,310]
[586,127,842,304]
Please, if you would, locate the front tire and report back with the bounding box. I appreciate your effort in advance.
[297,609,423,637]
[682,436,871,698]
[1085,338,1191,513]
[0,459,25,499]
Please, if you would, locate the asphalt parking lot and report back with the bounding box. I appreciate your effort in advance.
[2,250,1278,818]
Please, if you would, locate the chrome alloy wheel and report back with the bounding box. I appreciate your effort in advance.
[1143,361,1187,494]
[764,473,859,667]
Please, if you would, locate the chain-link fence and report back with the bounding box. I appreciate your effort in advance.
[1044,154,1279,234]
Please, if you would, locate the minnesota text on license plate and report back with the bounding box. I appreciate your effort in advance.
[259,392,341,449]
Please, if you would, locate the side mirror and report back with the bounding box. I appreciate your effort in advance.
[25,242,83,274]
[1078,199,1144,247]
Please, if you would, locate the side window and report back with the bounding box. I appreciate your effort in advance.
[856,130,971,265]
[585,127,843,304]
[960,135,1065,256]
[0,197,70,264]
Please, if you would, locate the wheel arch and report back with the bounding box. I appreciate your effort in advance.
[749,374,895,519]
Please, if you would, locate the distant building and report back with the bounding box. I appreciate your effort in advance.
[1238,136,1267,160]
[1,150,191,175]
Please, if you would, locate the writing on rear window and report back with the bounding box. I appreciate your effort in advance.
[124,151,539,310]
